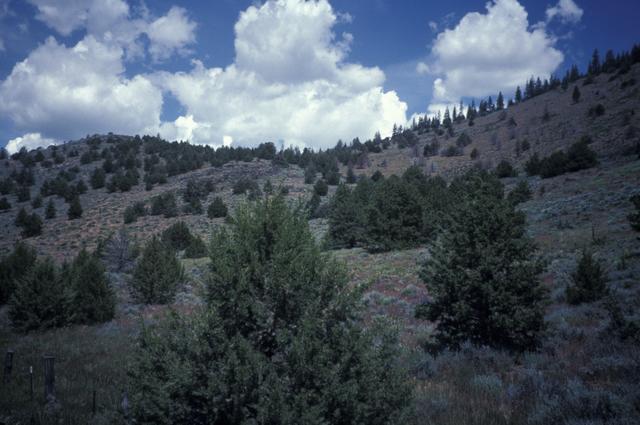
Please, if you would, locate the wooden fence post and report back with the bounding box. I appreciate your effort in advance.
[3,350,13,383]
[43,355,55,401]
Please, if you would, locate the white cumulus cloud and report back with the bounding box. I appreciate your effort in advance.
[427,0,563,113]
[147,6,197,61]
[5,133,57,154]
[156,0,406,149]
[0,36,163,141]
[546,0,584,24]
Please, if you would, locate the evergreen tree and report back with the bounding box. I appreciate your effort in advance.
[346,165,357,184]
[67,249,115,324]
[19,212,43,238]
[566,251,607,304]
[588,49,601,75]
[16,185,30,202]
[365,176,423,252]
[304,164,316,184]
[45,199,56,219]
[161,221,194,251]
[131,236,183,304]
[572,85,581,103]
[496,92,504,110]
[0,197,10,211]
[31,195,42,209]
[507,180,532,205]
[313,179,328,196]
[515,86,522,103]
[417,171,547,351]
[9,258,71,332]
[495,160,517,178]
[91,168,106,189]
[629,195,640,232]
[129,195,412,424]
[0,242,37,305]
[327,184,362,248]
[185,235,208,259]
[208,197,228,218]
[68,196,83,219]
[263,179,274,195]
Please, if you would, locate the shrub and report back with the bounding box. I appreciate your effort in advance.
[0,197,10,211]
[441,145,463,157]
[90,168,106,189]
[207,196,228,218]
[566,251,608,304]
[232,177,259,195]
[495,160,517,178]
[67,196,83,219]
[161,221,193,251]
[19,211,43,238]
[150,192,178,218]
[128,195,412,424]
[629,195,640,231]
[131,236,183,304]
[0,242,37,305]
[565,139,598,172]
[423,140,440,157]
[470,148,479,159]
[313,178,328,196]
[326,169,341,185]
[124,201,146,224]
[66,249,115,324]
[417,171,547,351]
[540,151,569,178]
[456,132,472,147]
[31,195,42,209]
[184,235,208,259]
[9,258,70,332]
[525,153,542,176]
[588,103,606,117]
[16,185,30,202]
[507,180,532,205]
[304,165,316,184]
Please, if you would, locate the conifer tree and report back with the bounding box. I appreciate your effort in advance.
[313,178,328,196]
[9,258,71,332]
[346,165,357,184]
[496,91,504,110]
[45,198,56,219]
[129,195,412,424]
[327,184,362,248]
[131,236,183,304]
[418,171,547,351]
[207,196,228,218]
[566,251,607,304]
[515,86,522,103]
[572,85,581,103]
[629,195,640,232]
[68,196,83,219]
[0,242,37,305]
[67,249,115,324]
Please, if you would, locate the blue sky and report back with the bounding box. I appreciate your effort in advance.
[0,0,638,152]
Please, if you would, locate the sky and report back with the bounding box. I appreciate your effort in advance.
[0,0,637,153]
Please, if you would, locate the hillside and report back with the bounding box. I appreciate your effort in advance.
[1,62,640,424]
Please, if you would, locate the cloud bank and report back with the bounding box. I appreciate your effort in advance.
[427,0,570,113]
[2,0,406,151]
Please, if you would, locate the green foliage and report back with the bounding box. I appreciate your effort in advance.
[346,165,357,183]
[16,209,43,237]
[470,148,479,159]
[131,236,183,304]
[161,221,193,251]
[495,160,517,178]
[0,197,10,211]
[418,171,547,351]
[66,249,115,324]
[9,258,71,332]
[0,242,37,305]
[327,184,363,248]
[572,85,581,102]
[67,196,83,219]
[233,177,259,195]
[31,195,42,209]
[208,196,228,218]
[566,251,608,304]
[629,195,640,231]
[150,192,178,218]
[303,164,316,184]
[456,132,472,147]
[129,195,412,424]
[124,201,147,223]
[365,175,424,252]
[528,140,598,178]
[90,167,106,189]
[507,180,532,205]
[525,153,542,176]
[263,179,274,194]
[16,185,30,202]
[313,178,328,196]
[325,169,341,185]
[185,235,208,259]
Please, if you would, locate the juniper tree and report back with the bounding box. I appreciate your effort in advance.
[131,236,183,304]
[417,170,547,351]
[67,249,115,324]
[566,250,607,304]
[0,197,10,211]
[507,180,532,205]
[161,221,194,251]
[629,195,640,231]
[0,242,37,305]
[313,178,328,196]
[9,258,71,332]
[128,195,412,424]
[572,85,581,103]
[327,183,362,248]
[68,196,83,219]
[207,196,228,218]
[44,199,56,218]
